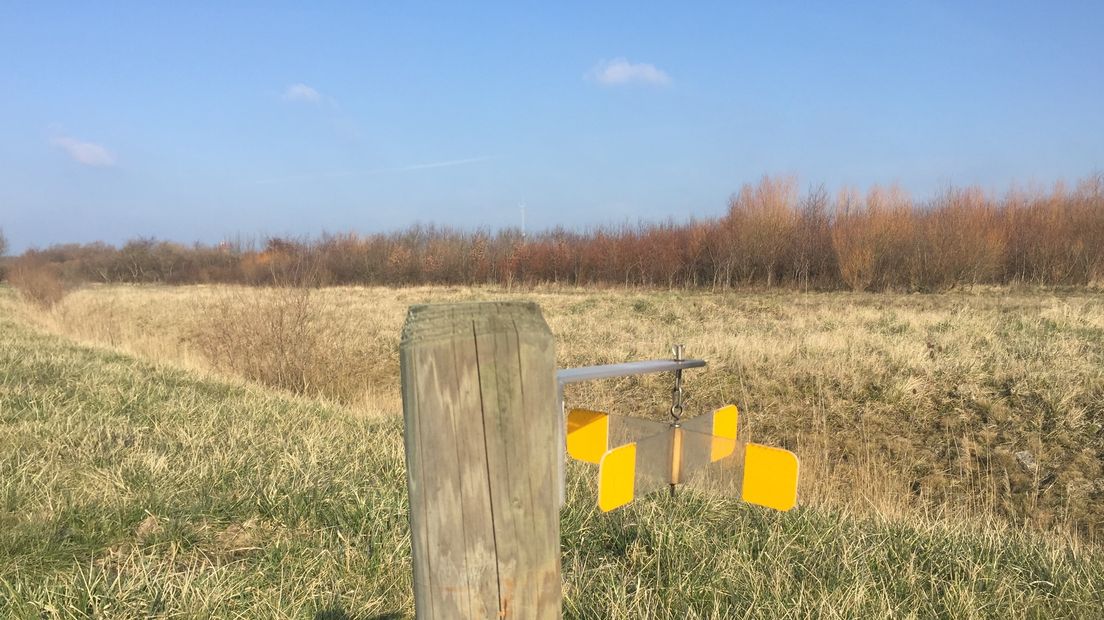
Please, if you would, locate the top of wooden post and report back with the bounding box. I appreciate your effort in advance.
[401,301,552,347]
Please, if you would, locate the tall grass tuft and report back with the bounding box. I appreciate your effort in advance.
[188,286,328,397]
[7,256,69,308]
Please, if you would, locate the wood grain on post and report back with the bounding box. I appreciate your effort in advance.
[400,302,562,619]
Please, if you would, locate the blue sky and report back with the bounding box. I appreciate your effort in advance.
[1,1,1102,252]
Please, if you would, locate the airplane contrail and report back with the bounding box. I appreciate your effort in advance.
[392,156,493,172]
[253,156,493,185]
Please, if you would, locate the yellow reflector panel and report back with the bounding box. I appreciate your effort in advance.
[598,443,637,512]
[741,443,799,511]
[566,409,608,464]
[710,405,738,462]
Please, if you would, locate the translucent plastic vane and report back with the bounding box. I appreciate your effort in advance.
[572,405,738,465]
[566,408,669,464]
[596,424,799,512]
[596,426,731,510]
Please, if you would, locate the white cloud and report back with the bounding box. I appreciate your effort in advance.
[50,135,116,167]
[588,58,671,87]
[282,83,323,103]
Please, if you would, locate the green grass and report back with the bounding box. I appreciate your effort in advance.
[1,306,411,617]
[3,290,1104,617]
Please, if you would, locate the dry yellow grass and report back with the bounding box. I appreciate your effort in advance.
[24,283,1104,541]
[5,284,1104,617]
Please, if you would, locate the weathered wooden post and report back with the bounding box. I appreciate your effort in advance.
[400,302,562,619]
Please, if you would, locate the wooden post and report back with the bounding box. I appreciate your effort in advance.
[400,302,562,619]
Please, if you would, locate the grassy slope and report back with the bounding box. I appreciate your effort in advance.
[3,292,1104,618]
[33,284,1104,537]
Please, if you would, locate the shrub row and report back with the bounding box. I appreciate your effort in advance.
[6,175,1103,292]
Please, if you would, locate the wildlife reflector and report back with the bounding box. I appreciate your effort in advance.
[569,405,799,512]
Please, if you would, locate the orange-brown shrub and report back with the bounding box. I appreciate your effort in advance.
[1002,177,1104,285]
[832,185,915,291]
[723,176,800,287]
[11,174,1104,292]
[792,185,837,289]
[1076,174,1104,283]
[912,187,1005,290]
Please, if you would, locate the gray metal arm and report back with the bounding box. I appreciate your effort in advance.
[557,358,706,385]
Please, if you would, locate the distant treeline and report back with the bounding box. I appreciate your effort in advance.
[7,175,1104,293]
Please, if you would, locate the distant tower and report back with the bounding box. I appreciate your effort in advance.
[520,203,527,240]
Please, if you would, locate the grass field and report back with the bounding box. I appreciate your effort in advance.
[3,284,1104,617]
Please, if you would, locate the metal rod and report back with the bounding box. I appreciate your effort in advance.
[556,358,705,385]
